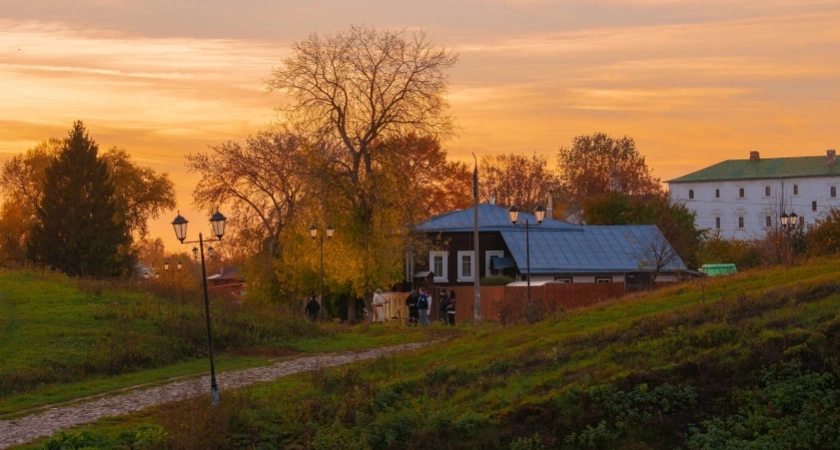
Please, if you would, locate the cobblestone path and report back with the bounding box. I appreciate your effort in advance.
[0,342,429,449]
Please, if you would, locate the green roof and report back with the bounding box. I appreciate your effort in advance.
[667,156,840,183]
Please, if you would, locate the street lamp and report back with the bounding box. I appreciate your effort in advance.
[171,209,227,405]
[508,205,546,305]
[780,211,798,264]
[310,224,334,321]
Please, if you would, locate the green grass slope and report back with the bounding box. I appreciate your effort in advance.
[14,258,840,450]
[0,269,424,416]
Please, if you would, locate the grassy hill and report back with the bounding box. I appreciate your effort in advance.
[11,258,840,449]
[0,269,424,416]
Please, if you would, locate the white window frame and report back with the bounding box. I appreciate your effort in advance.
[595,277,612,283]
[429,251,448,283]
[457,251,475,282]
[485,250,505,277]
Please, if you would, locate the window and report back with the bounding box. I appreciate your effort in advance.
[554,277,572,283]
[765,186,771,196]
[429,251,448,283]
[832,187,837,198]
[595,277,612,283]
[715,189,720,198]
[688,189,694,200]
[738,217,744,228]
[485,250,504,277]
[739,188,745,198]
[715,217,721,229]
[457,251,475,282]
[793,185,799,195]
[813,201,818,211]
[765,216,772,227]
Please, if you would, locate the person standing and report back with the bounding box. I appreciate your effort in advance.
[372,288,386,323]
[418,287,431,327]
[438,289,449,324]
[305,295,320,322]
[405,290,419,326]
[446,289,456,326]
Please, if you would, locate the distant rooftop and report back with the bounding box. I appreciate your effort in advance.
[667,150,840,183]
[416,202,581,233]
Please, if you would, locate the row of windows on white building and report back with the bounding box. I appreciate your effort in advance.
[687,185,837,200]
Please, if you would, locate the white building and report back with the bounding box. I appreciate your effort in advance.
[667,150,840,239]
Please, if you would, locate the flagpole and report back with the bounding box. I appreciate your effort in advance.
[472,153,481,326]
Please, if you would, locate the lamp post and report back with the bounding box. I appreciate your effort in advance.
[310,224,334,321]
[171,210,227,405]
[508,205,546,305]
[780,211,798,264]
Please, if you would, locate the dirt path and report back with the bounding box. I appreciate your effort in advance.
[0,342,429,449]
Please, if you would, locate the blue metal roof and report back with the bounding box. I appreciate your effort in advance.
[416,203,582,232]
[501,225,687,274]
[417,204,687,274]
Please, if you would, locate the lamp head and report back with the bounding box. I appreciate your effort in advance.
[534,205,546,224]
[326,224,334,239]
[508,205,521,225]
[209,210,227,240]
[171,212,188,243]
[309,224,317,239]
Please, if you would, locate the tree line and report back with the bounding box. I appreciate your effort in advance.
[16,25,838,304]
[0,121,175,277]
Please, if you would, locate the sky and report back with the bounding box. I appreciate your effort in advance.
[2,0,839,250]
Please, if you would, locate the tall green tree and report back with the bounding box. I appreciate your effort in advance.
[27,121,133,278]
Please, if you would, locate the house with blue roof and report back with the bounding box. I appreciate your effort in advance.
[415,203,687,290]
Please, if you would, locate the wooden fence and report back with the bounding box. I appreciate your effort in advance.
[381,283,626,325]
[451,283,625,324]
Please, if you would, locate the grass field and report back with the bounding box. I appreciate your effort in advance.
[7,258,840,449]
[0,269,427,416]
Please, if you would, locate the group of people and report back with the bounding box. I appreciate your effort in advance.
[306,287,457,326]
[405,287,456,327]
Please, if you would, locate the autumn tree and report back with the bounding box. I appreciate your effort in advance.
[0,139,175,264]
[27,121,133,277]
[480,152,559,212]
[186,130,312,304]
[187,130,310,257]
[267,25,458,303]
[102,148,176,238]
[805,208,840,257]
[557,133,661,208]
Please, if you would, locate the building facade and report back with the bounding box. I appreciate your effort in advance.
[667,150,840,239]
[415,203,687,288]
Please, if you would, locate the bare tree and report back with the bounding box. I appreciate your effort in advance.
[267,25,458,300]
[186,130,309,258]
[629,227,681,285]
[480,152,559,212]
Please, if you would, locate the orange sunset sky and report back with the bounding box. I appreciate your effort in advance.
[2,0,839,250]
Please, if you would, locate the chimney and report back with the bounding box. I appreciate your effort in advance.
[546,192,554,219]
[749,151,760,162]
[826,149,837,166]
